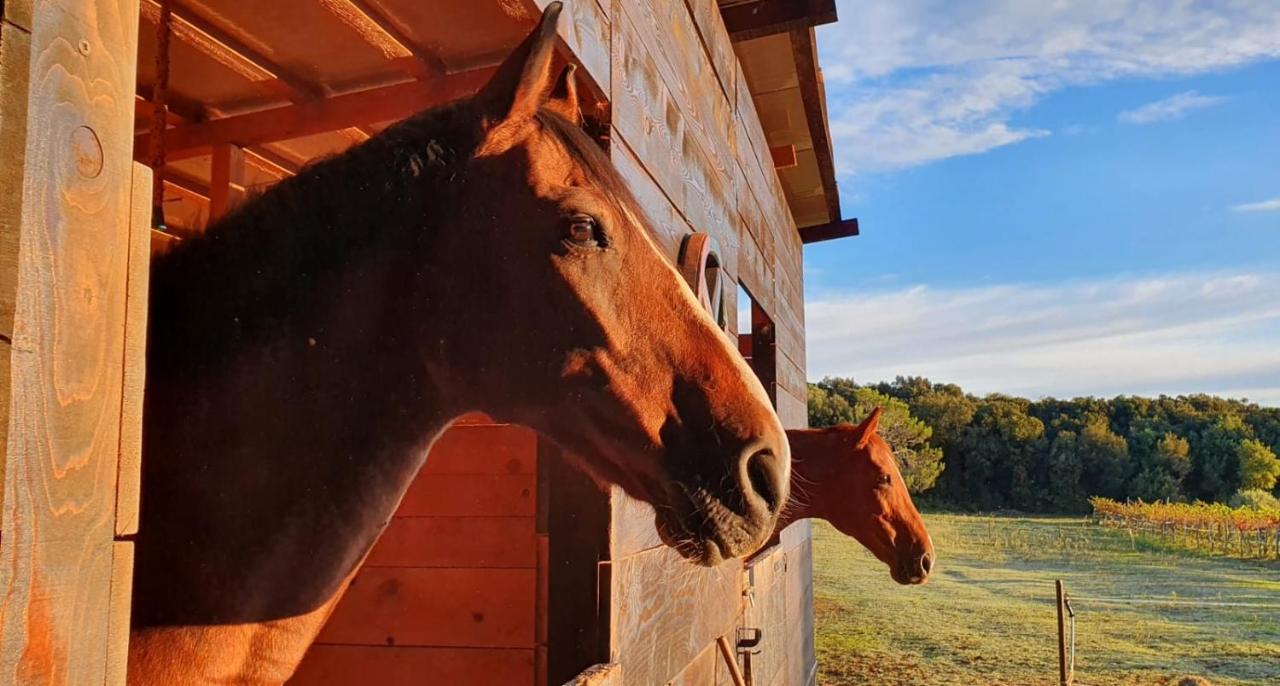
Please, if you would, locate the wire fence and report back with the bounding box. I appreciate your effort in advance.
[1052,578,1280,686]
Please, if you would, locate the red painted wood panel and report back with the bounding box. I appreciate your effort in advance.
[366,516,537,569]
[290,645,534,686]
[316,567,536,648]
[397,473,535,517]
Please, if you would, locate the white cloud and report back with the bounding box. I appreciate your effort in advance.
[805,271,1280,405]
[1231,198,1280,213]
[817,1,1280,174]
[1118,90,1226,124]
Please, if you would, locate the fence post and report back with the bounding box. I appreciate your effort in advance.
[1056,580,1069,686]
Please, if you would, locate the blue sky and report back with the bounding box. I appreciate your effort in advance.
[804,1,1280,404]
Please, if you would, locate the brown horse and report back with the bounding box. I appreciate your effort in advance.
[129,5,787,683]
[778,409,935,584]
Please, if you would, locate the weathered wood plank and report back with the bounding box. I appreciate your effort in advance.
[0,20,34,518]
[562,662,622,686]
[290,645,535,686]
[2,1,33,31]
[610,545,743,686]
[668,641,717,686]
[608,488,662,560]
[609,132,684,260]
[316,567,536,648]
[0,1,141,682]
[683,0,735,102]
[620,0,734,187]
[366,516,537,569]
[529,0,611,98]
[104,541,134,686]
[610,6,685,218]
[115,163,152,537]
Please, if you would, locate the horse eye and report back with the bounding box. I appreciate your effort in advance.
[565,214,603,247]
[878,474,892,487]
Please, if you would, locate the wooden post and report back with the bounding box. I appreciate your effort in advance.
[716,636,748,686]
[0,0,143,683]
[209,141,247,223]
[1055,580,1069,686]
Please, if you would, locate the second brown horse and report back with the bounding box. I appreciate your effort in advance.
[779,409,935,584]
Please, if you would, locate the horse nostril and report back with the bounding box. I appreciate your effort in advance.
[744,449,782,514]
[919,553,933,575]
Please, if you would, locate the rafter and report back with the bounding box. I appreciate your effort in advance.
[146,67,495,162]
[790,27,840,224]
[721,0,837,42]
[317,0,443,80]
[139,0,321,101]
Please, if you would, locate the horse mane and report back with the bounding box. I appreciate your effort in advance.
[147,104,477,373]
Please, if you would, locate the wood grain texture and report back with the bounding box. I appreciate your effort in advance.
[365,516,536,569]
[0,1,140,683]
[0,19,33,518]
[289,645,535,686]
[608,131,684,260]
[682,0,735,102]
[531,0,611,97]
[315,567,536,648]
[104,541,134,686]
[610,545,743,686]
[607,487,662,560]
[562,662,622,686]
[3,0,33,31]
[115,162,151,537]
[667,641,717,686]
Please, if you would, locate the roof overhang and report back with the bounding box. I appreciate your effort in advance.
[722,0,854,238]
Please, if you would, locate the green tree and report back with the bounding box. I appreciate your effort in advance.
[807,384,855,427]
[807,381,945,493]
[1238,438,1280,491]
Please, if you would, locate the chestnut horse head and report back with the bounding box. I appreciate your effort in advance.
[437,4,787,562]
[784,409,934,584]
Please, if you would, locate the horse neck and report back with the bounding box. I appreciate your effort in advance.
[778,430,837,529]
[137,120,471,626]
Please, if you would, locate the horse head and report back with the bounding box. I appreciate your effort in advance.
[429,3,788,564]
[787,409,935,583]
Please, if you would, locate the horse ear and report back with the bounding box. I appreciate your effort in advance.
[854,407,883,448]
[545,64,582,126]
[474,2,562,142]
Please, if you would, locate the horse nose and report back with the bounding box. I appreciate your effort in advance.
[742,446,785,517]
[917,551,934,577]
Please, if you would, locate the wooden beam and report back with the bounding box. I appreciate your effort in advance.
[769,144,797,169]
[209,142,247,222]
[799,217,858,244]
[317,0,443,80]
[721,0,837,42]
[139,0,321,102]
[148,67,496,162]
[0,0,141,681]
[135,96,299,178]
[790,28,841,224]
[162,169,210,200]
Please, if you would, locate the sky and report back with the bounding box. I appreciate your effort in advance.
[805,0,1280,405]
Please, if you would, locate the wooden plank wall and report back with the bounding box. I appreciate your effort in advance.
[0,1,146,683]
[290,423,541,686]
[599,0,813,684]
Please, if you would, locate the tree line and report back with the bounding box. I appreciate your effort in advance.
[808,376,1280,513]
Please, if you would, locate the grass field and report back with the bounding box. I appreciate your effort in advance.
[813,513,1280,685]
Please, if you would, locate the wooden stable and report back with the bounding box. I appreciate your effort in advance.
[0,0,854,684]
